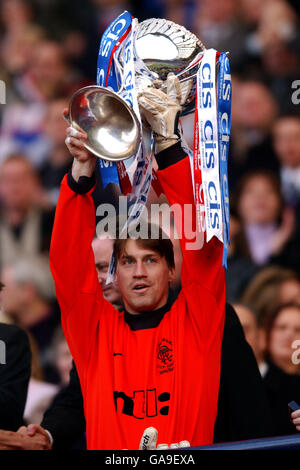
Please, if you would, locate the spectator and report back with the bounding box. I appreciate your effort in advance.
[264,302,300,375]
[1,255,59,382]
[233,302,266,372]
[261,302,300,435]
[272,113,300,206]
[254,0,298,46]
[241,265,300,324]
[0,39,81,166]
[269,112,300,274]
[257,1,300,110]
[92,236,123,308]
[235,169,295,266]
[0,0,40,75]
[193,0,250,72]
[38,98,72,208]
[0,283,11,324]
[1,28,44,82]
[243,0,298,57]
[23,332,59,426]
[161,0,250,71]
[225,204,258,302]
[213,303,272,442]
[235,301,300,436]
[0,320,31,431]
[0,155,55,268]
[49,327,73,388]
[14,40,72,103]
[0,106,49,168]
[229,80,279,189]
[0,428,49,449]
[39,362,86,450]
[291,409,300,431]
[0,276,31,431]
[23,326,72,426]
[35,0,127,81]
[239,0,265,30]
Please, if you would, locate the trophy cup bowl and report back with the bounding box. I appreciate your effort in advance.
[66,18,206,161]
[67,85,141,162]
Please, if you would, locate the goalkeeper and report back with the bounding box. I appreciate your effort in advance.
[50,75,225,449]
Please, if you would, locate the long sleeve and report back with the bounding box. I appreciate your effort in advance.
[214,304,273,442]
[49,174,99,313]
[0,324,31,431]
[155,143,226,446]
[156,143,225,311]
[41,362,86,450]
[49,174,110,375]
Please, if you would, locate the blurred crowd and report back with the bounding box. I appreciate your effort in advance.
[0,0,299,441]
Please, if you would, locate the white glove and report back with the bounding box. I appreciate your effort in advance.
[138,74,182,153]
[139,427,190,450]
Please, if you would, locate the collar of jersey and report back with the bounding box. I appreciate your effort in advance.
[123,300,172,331]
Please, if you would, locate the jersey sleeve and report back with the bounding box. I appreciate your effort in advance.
[49,174,105,372]
[49,174,99,311]
[156,150,225,311]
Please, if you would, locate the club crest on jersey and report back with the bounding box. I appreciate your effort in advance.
[157,339,174,374]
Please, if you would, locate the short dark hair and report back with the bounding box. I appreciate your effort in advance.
[113,223,175,269]
[263,302,300,370]
[263,302,300,338]
[234,169,283,220]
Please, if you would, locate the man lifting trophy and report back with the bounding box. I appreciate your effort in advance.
[51,11,232,449]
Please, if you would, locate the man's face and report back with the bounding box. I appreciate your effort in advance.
[44,99,69,146]
[0,266,27,316]
[234,82,276,130]
[273,118,300,168]
[115,239,174,315]
[234,304,262,363]
[30,42,66,87]
[0,159,37,211]
[92,238,122,307]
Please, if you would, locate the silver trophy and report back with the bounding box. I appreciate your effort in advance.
[67,86,141,162]
[66,18,206,161]
[134,18,205,116]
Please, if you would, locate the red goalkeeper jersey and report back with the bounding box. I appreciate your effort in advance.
[50,154,225,450]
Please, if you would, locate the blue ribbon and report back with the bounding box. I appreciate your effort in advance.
[217,53,232,268]
[96,11,133,187]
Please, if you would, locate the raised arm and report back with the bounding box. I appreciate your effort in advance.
[49,126,99,313]
[138,81,225,310]
[49,125,106,371]
[157,145,224,309]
